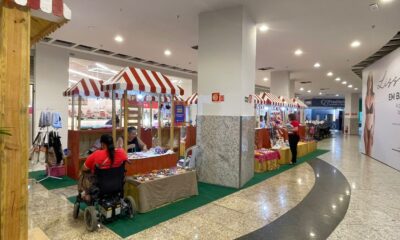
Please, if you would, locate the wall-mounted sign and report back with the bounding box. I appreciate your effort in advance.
[212,92,220,102]
[304,98,345,108]
[219,95,224,102]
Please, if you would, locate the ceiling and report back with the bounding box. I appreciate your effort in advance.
[53,0,400,97]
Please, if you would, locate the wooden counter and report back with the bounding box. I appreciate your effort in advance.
[66,128,124,180]
[125,153,178,176]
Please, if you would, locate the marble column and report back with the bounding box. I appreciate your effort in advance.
[196,6,256,188]
[344,93,360,135]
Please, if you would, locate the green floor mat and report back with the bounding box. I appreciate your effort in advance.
[29,170,77,190]
[68,149,329,238]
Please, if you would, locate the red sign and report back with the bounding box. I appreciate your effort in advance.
[219,95,224,102]
[212,92,220,102]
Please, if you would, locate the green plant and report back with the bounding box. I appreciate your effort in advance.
[0,127,11,136]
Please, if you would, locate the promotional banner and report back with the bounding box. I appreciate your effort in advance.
[361,47,400,170]
[175,104,185,123]
[304,98,345,108]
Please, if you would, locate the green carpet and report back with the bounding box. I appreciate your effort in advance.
[29,170,77,190]
[68,149,329,238]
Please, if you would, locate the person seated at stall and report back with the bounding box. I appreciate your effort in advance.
[117,126,148,153]
[79,134,128,201]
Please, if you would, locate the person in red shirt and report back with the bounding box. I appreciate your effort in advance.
[79,134,128,201]
[288,113,300,164]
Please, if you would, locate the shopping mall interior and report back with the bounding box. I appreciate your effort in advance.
[0,0,400,239]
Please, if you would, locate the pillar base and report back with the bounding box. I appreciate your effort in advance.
[196,115,255,188]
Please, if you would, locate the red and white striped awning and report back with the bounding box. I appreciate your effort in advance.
[185,93,198,105]
[278,96,297,108]
[142,95,184,102]
[259,92,284,106]
[253,94,265,105]
[292,98,308,108]
[102,67,184,96]
[11,0,72,20]
[63,79,116,98]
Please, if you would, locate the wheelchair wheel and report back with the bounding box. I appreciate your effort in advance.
[84,206,98,232]
[124,196,136,218]
[73,202,80,219]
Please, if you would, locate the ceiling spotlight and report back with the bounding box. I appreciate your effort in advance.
[335,77,341,81]
[300,87,304,91]
[164,49,172,56]
[294,49,303,56]
[336,94,339,97]
[314,62,321,68]
[342,81,347,85]
[259,24,269,32]
[307,90,311,93]
[114,35,124,43]
[263,77,268,81]
[348,85,353,88]
[354,88,359,90]
[319,92,322,95]
[327,72,333,77]
[351,40,361,48]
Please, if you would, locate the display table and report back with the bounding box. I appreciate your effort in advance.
[307,141,317,152]
[277,141,318,165]
[254,149,280,172]
[278,147,292,165]
[125,153,178,176]
[125,170,198,213]
[297,142,308,157]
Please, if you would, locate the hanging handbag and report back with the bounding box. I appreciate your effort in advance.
[29,132,42,163]
[38,133,48,164]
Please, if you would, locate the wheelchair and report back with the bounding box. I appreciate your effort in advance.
[72,162,136,231]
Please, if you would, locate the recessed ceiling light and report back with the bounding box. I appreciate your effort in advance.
[300,87,304,91]
[342,81,347,85]
[164,49,172,56]
[327,72,333,77]
[314,62,321,68]
[335,77,341,81]
[381,0,394,3]
[336,94,339,97]
[354,88,359,90]
[351,40,361,48]
[319,92,322,95]
[307,90,311,93]
[263,77,268,81]
[114,35,124,43]
[294,49,303,56]
[259,24,269,32]
[348,85,353,88]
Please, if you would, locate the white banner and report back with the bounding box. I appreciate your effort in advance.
[361,48,400,170]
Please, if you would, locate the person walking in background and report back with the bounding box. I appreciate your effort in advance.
[288,113,300,164]
[364,73,375,156]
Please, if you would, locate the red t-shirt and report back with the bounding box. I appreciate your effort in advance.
[84,148,128,173]
[290,120,300,134]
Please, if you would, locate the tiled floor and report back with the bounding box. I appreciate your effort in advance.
[28,134,400,239]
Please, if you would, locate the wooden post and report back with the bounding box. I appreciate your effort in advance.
[119,98,123,128]
[71,94,75,130]
[158,95,162,146]
[150,100,153,129]
[170,99,175,150]
[77,96,82,130]
[0,4,30,239]
[112,90,116,143]
[138,105,142,139]
[123,90,128,151]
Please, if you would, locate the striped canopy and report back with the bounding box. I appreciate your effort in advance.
[63,78,117,98]
[102,67,184,96]
[292,98,308,108]
[259,92,284,106]
[11,0,72,20]
[279,96,297,108]
[253,94,266,105]
[185,93,198,105]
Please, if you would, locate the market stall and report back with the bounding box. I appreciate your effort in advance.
[63,78,123,179]
[102,66,184,175]
[180,93,198,154]
[292,98,308,140]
